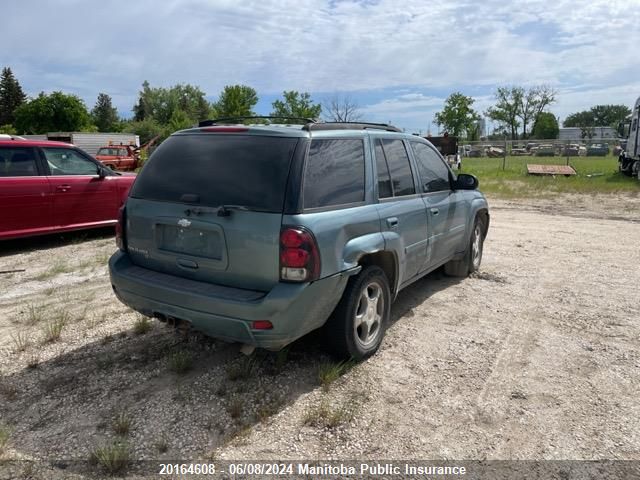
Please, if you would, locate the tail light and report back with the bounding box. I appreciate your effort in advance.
[279,227,320,282]
[115,206,127,251]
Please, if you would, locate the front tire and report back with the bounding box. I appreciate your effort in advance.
[444,216,485,277]
[324,266,391,360]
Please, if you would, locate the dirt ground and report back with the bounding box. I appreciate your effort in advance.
[0,193,638,478]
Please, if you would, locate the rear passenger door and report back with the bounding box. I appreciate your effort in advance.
[372,137,429,284]
[0,145,53,238]
[410,141,468,269]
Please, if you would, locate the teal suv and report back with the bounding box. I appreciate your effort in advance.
[109,118,489,359]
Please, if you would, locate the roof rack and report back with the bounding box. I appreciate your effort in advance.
[303,122,402,133]
[199,116,317,127]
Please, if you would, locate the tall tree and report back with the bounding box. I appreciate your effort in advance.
[132,81,210,124]
[486,87,523,140]
[486,85,557,139]
[213,85,258,119]
[270,91,321,122]
[522,85,557,138]
[14,91,91,134]
[0,67,27,126]
[323,94,362,122]
[565,104,632,128]
[532,112,559,139]
[434,92,479,138]
[563,110,594,128]
[91,93,119,132]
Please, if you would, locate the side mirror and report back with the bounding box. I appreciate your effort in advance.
[98,167,106,179]
[454,173,478,190]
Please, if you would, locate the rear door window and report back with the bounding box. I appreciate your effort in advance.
[379,139,415,196]
[410,142,451,193]
[374,141,393,198]
[0,147,39,177]
[130,134,298,212]
[303,138,365,209]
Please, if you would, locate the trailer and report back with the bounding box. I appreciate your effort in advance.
[44,132,140,157]
[618,96,640,179]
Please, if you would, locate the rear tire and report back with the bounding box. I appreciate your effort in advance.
[324,266,390,360]
[444,216,485,277]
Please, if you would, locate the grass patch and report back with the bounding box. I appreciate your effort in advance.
[0,423,10,455]
[463,155,639,198]
[154,435,169,454]
[303,398,355,429]
[11,330,30,352]
[89,441,130,475]
[226,356,260,381]
[168,351,193,374]
[95,252,111,265]
[227,398,244,420]
[42,311,69,343]
[112,411,132,436]
[34,259,74,280]
[317,360,355,391]
[26,353,40,369]
[133,315,152,335]
[24,303,46,325]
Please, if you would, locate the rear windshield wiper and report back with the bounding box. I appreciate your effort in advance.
[184,205,269,217]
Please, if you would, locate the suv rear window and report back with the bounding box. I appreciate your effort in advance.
[130,134,298,212]
[303,139,365,209]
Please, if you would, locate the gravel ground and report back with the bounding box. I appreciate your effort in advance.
[0,193,638,478]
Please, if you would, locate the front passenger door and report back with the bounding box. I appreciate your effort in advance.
[411,142,468,270]
[42,147,118,228]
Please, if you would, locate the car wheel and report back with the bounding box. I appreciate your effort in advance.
[444,216,485,277]
[325,265,390,360]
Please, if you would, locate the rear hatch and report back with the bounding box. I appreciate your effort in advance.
[125,132,300,292]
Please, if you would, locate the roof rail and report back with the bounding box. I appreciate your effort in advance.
[199,116,317,127]
[304,122,402,133]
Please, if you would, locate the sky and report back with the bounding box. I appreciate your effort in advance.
[2,0,640,134]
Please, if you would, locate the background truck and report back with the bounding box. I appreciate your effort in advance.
[426,134,462,169]
[618,96,640,179]
[95,135,160,171]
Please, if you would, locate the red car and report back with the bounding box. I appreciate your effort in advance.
[0,139,136,240]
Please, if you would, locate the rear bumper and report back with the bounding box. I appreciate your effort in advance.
[108,251,349,350]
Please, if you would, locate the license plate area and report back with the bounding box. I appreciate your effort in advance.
[157,223,224,261]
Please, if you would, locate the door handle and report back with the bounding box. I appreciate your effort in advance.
[386,217,399,228]
[56,185,71,192]
[430,208,439,215]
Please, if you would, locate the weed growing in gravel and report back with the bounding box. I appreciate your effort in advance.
[227,398,244,419]
[112,411,132,436]
[274,347,289,372]
[42,311,69,343]
[95,252,111,265]
[89,441,130,475]
[87,311,108,329]
[35,259,74,280]
[25,303,45,325]
[317,360,355,391]
[133,315,152,335]
[26,353,40,369]
[154,435,169,453]
[303,398,355,429]
[168,351,193,374]
[226,356,260,381]
[11,330,30,352]
[0,423,11,454]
